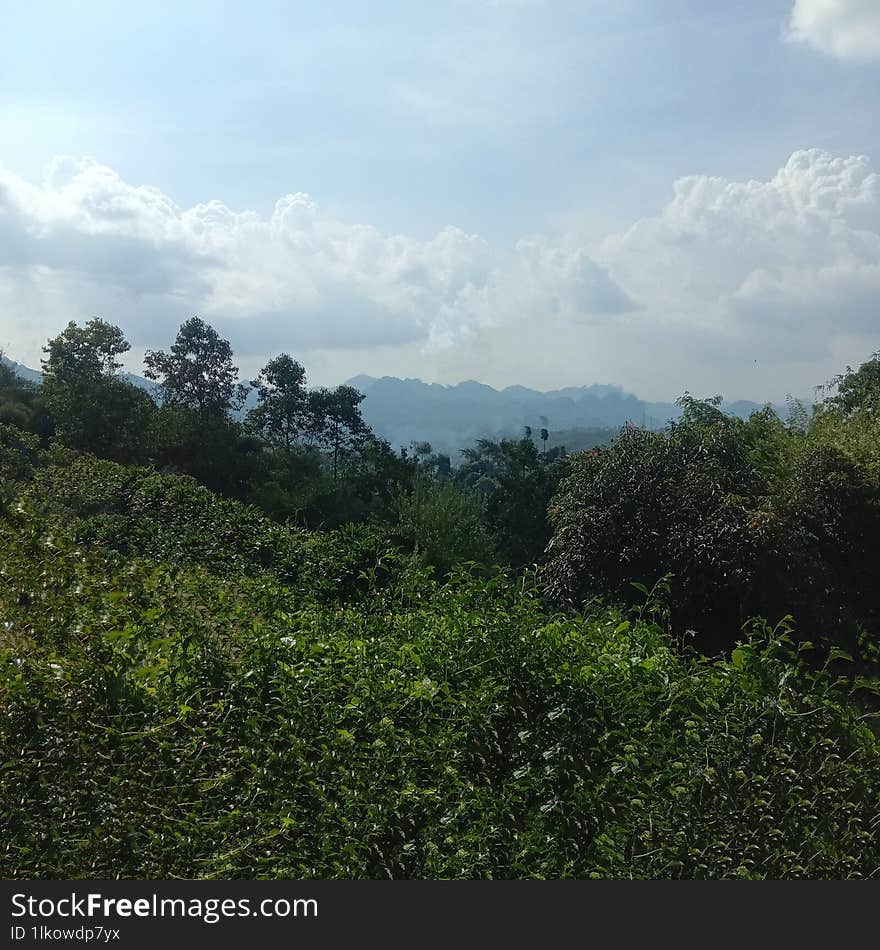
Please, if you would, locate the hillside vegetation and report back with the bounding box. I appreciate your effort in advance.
[1,322,879,878]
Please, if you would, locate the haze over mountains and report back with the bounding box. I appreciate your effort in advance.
[1,354,786,457]
[345,375,786,455]
[0,357,41,387]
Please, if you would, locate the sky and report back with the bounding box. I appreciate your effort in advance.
[1,0,879,401]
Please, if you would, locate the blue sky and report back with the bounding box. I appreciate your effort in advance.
[1,0,879,400]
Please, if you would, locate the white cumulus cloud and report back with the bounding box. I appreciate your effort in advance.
[786,0,880,62]
[2,148,880,401]
[599,148,880,362]
[0,156,634,368]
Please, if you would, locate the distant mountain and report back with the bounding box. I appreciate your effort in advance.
[1,354,787,458]
[0,355,42,386]
[346,375,787,457]
[1,355,157,395]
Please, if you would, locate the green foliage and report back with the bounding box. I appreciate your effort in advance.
[391,475,496,573]
[39,320,155,462]
[547,416,760,634]
[308,384,371,480]
[0,424,41,485]
[150,403,263,499]
[546,400,880,655]
[809,400,880,484]
[0,359,37,430]
[244,444,327,524]
[1,515,877,879]
[825,350,880,415]
[42,318,130,381]
[144,317,249,415]
[5,327,880,880]
[457,436,566,568]
[17,456,396,603]
[247,353,309,452]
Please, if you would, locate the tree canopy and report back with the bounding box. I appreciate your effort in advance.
[39,319,153,461]
[247,353,309,452]
[144,317,249,416]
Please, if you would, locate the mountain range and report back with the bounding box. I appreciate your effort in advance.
[2,355,786,458]
[345,375,786,456]
[0,356,42,387]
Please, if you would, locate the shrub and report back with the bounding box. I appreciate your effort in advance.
[0,424,41,484]
[1,518,878,879]
[545,402,880,656]
[545,418,771,647]
[17,455,398,602]
[391,477,496,573]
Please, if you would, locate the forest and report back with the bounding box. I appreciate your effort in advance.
[1,316,879,878]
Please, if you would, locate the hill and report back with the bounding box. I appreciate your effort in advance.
[347,375,786,455]
[2,442,878,878]
[0,353,796,457]
[1,353,158,395]
[3,324,880,880]
[0,355,41,386]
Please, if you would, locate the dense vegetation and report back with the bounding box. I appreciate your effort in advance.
[1,323,879,879]
[547,395,880,657]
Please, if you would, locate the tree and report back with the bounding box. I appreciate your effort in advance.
[544,401,830,652]
[144,319,260,496]
[247,354,309,452]
[144,317,249,416]
[539,416,549,458]
[39,319,153,461]
[405,441,452,480]
[457,435,565,567]
[309,385,371,480]
[43,319,129,382]
[546,417,750,620]
[824,351,880,415]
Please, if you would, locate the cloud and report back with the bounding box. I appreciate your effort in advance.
[599,148,880,362]
[0,156,634,366]
[785,0,880,62]
[2,148,880,402]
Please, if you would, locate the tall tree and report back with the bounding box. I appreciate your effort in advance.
[144,317,248,416]
[43,319,130,382]
[247,354,309,452]
[309,385,371,480]
[539,415,550,459]
[144,319,259,496]
[40,319,152,461]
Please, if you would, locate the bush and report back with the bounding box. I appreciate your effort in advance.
[1,517,878,879]
[17,455,398,603]
[545,417,771,647]
[0,424,41,484]
[391,477,496,573]
[545,402,880,657]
